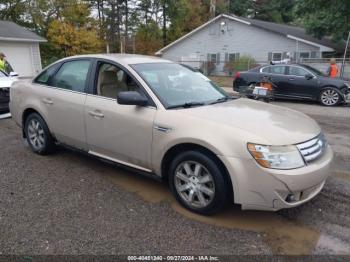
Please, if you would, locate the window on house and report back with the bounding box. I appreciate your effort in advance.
[299,52,310,59]
[229,53,240,62]
[272,52,283,61]
[311,51,320,58]
[210,54,217,63]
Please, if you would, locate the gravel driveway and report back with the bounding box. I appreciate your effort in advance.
[0,100,349,256]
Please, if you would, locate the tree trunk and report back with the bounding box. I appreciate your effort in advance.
[125,0,129,53]
[110,2,117,53]
[162,0,166,47]
[116,0,121,53]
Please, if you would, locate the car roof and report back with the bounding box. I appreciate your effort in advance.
[250,63,307,71]
[57,54,172,66]
[261,63,305,67]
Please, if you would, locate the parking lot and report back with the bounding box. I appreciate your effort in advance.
[0,100,350,256]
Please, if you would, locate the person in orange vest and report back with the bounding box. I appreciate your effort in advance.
[327,58,338,78]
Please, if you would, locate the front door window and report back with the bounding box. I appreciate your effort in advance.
[96,62,139,99]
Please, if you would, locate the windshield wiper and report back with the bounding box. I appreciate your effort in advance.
[167,101,205,109]
[209,96,233,105]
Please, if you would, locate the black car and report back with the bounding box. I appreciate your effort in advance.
[233,64,350,106]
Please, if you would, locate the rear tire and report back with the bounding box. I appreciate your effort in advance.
[24,113,55,155]
[168,151,229,215]
[319,87,341,106]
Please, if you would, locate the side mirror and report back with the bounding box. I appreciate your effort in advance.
[117,91,148,106]
[9,72,19,77]
[305,74,314,80]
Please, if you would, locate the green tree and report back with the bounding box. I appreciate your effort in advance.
[0,0,28,26]
[45,1,102,62]
[228,0,253,17]
[135,21,162,54]
[295,0,350,42]
[253,0,295,23]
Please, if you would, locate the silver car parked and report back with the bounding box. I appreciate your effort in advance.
[10,54,333,214]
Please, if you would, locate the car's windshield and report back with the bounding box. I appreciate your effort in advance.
[301,64,326,76]
[132,63,228,108]
[0,70,7,77]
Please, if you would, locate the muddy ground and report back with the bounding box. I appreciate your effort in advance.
[0,101,349,256]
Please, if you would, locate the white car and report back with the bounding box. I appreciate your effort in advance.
[0,70,18,112]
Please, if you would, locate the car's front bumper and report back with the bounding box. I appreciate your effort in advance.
[342,92,350,104]
[219,145,333,211]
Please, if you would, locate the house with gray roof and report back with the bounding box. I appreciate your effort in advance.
[156,14,344,75]
[0,21,46,77]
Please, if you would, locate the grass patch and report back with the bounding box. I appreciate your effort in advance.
[209,76,234,87]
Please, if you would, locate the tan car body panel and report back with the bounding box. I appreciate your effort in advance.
[10,54,333,211]
[85,94,156,170]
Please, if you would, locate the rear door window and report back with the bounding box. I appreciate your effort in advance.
[51,60,91,93]
[270,66,286,75]
[34,63,60,85]
[288,66,309,77]
[261,67,271,73]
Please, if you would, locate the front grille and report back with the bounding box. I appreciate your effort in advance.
[296,133,327,163]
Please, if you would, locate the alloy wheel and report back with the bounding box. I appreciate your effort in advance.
[321,89,340,106]
[174,161,215,208]
[27,119,45,150]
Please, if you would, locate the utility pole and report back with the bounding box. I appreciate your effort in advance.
[210,0,216,20]
[341,31,350,78]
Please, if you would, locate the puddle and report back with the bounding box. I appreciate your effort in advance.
[332,170,350,183]
[103,168,320,255]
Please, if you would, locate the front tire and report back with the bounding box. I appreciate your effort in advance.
[24,113,55,155]
[169,151,229,215]
[319,88,341,106]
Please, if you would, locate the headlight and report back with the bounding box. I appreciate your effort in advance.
[247,143,305,169]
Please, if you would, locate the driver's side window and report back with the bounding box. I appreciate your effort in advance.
[96,62,139,99]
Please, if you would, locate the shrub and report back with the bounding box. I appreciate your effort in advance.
[227,55,257,72]
[200,61,216,75]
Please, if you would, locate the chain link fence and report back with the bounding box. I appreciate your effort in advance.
[179,59,266,77]
[300,58,350,80]
[179,58,350,81]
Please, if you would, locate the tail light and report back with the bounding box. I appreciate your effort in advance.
[235,71,240,79]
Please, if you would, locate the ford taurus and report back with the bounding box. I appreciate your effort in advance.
[10,54,333,214]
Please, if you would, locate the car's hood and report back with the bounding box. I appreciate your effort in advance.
[317,75,346,85]
[0,77,14,88]
[182,98,321,145]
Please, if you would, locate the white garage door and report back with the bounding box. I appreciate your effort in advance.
[0,41,35,77]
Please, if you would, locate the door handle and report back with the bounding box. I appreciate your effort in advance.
[42,98,53,105]
[88,110,104,119]
[289,78,295,81]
